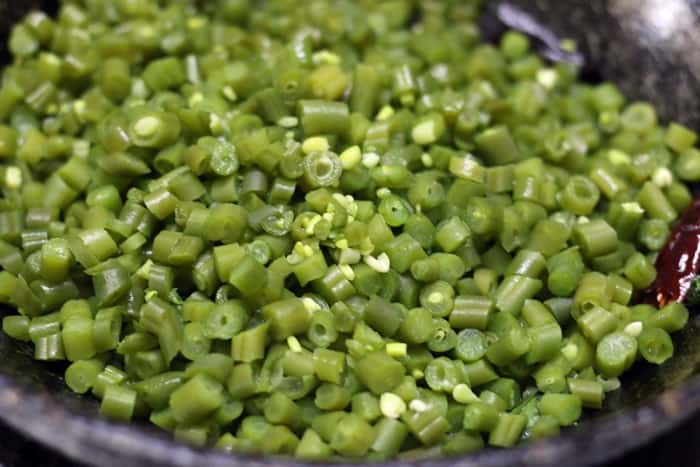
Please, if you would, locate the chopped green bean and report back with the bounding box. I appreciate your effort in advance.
[0,1,692,460]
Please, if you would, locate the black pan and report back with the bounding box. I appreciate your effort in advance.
[2,1,700,466]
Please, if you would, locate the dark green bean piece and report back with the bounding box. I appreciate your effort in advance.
[539,393,582,427]
[475,126,522,165]
[355,352,404,395]
[298,100,350,136]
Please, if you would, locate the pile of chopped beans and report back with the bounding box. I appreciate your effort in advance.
[0,0,695,460]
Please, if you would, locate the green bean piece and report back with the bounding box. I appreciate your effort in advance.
[311,411,345,444]
[34,332,65,361]
[578,305,619,343]
[659,176,688,213]
[262,426,301,455]
[664,121,697,152]
[355,352,404,395]
[526,323,563,364]
[568,378,604,409]
[573,272,613,319]
[182,322,211,360]
[330,413,375,457]
[0,125,17,158]
[546,247,585,297]
[675,148,700,181]
[315,383,352,411]
[645,302,689,333]
[139,298,181,366]
[261,298,311,341]
[62,318,97,362]
[454,329,488,363]
[441,431,484,456]
[372,418,409,457]
[203,301,249,340]
[539,393,582,426]
[169,374,225,425]
[134,372,185,410]
[505,250,546,278]
[283,348,314,377]
[595,332,638,377]
[2,315,30,342]
[231,322,269,363]
[65,358,106,394]
[313,266,355,304]
[475,126,522,165]
[435,217,471,253]
[298,100,350,136]
[494,275,542,315]
[294,251,329,287]
[623,252,657,289]
[349,64,381,117]
[263,392,302,428]
[525,219,571,257]
[0,0,693,458]
[384,233,427,274]
[93,307,122,353]
[412,113,446,146]
[637,327,674,364]
[559,175,600,215]
[487,413,527,447]
[638,181,677,222]
[126,349,167,380]
[364,295,404,337]
[378,194,411,227]
[303,151,343,188]
[398,307,434,344]
[522,299,556,326]
[307,309,339,348]
[238,415,273,445]
[117,332,158,356]
[630,305,659,327]
[351,392,381,423]
[296,429,333,460]
[127,108,181,149]
[225,363,256,401]
[462,402,499,432]
[572,219,619,258]
[419,281,455,319]
[91,365,126,400]
[608,275,634,307]
[526,414,560,440]
[428,318,458,353]
[486,328,530,367]
[461,360,497,388]
[180,426,215,448]
[93,263,130,308]
[424,357,462,393]
[100,385,137,422]
[39,239,73,283]
[185,354,233,383]
[402,405,449,446]
[563,331,595,371]
[450,296,493,331]
[408,177,446,213]
[590,167,627,200]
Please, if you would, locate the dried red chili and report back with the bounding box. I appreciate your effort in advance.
[644,196,700,306]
